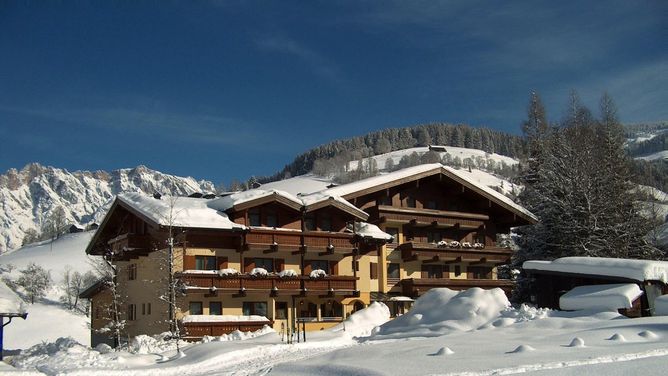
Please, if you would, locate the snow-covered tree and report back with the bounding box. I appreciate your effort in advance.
[17,262,52,303]
[514,92,661,288]
[61,266,96,312]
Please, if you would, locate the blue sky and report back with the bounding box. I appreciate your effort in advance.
[0,1,666,185]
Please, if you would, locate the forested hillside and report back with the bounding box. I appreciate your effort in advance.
[259,123,527,184]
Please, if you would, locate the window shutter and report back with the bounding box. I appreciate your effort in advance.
[370,262,378,279]
[183,255,196,270]
[244,258,255,273]
[276,258,285,272]
[217,257,228,269]
[330,261,338,276]
[304,260,312,275]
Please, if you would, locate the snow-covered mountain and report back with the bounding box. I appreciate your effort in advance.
[0,163,215,253]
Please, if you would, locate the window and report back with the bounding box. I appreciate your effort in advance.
[195,256,217,270]
[209,302,222,315]
[454,265,462,277]
[276,302,288,319]
[469,267,492,279]
[266,209,278,227]
[304,214,316,231]
[254,258,275,272]
[406,196,416,208]
[248,208,261,226]
[142,303,146,315]
[376,196,392,206]
[370,262,378,279]
[310,260,330,274]
[387,263,400,279]
[94,307,101,320]
[243,301,268,317]
[385,227,399,243]
[421,265,443,279]
[127,304,137,321]
[189,301,203,315]
[476,232,486,245]
[425,200,438,210]
[128,263,137,280]
[427,231,442,243]
[320,214,332,231]
[354,260,360,272]
[147,303,151,315]
[447,201,458,211]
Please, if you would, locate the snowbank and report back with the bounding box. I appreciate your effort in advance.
[559,284,643,311]
[10,337,110,372]
[524,257,668,283]
[372,288,510,339]
[330,302,391,337]
[655,295,668,316]
[201,325,275,342]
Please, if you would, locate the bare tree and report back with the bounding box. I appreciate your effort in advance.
[17,262,51,303]
[90,255,126,349]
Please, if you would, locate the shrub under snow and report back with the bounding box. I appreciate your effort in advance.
[218,268,239,277]
[250,268,268,277]
[309,269,327,278]
[279,269,297,278]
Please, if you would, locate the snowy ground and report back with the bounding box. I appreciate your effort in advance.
[0,232,97,350]
[3,288,668,375]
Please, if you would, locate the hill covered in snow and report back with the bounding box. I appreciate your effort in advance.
[0,163,215,253]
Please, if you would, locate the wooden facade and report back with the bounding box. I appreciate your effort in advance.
[84,165,534,343]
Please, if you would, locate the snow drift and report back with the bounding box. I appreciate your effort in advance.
[371,287,510,339]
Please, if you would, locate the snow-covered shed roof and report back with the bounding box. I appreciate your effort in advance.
[523,257,668,283]
[0,280,25,316]
[318,164,537,223]
[300,192,369,220]
[117,193,246,231]
[559,283,643,311]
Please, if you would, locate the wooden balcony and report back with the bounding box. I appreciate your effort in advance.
[401,278,514,297]
[399,242,511,264]
[370,205,487,230]
[177,273,357,296]
[107,233,152,255]
[181,320,273,339]
[245,228,355,253]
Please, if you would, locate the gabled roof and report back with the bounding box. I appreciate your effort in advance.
[209,189,303,212]
[0,280,26,317]
[318,163,537,224]
[209,188,370,221]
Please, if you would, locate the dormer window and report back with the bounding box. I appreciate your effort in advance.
[248,208,261,226]
[266,209,278,228]
[320,214,332,231]
[304,214,316,231]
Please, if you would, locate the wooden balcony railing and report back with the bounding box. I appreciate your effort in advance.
[399,242,511,264]
[370,205,487,229]
[245,228,355,252]
[181,320,273,339]
[107,233,152,253]
[177,273,357,295]
[401,278,514,297]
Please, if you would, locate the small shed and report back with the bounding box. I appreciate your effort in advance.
[0,280,27,360]
[523,257,668,317]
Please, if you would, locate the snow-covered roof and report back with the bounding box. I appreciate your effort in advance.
[350,222,395,242]
[523,257,668,283]
[559,284,643,311]
[209,189,303,212]
[259,174,334,196]
[117,193,246,231]
[300,192,369,219]
[655,295,668,316]
[318,164,536,223]
[0,280,25,316]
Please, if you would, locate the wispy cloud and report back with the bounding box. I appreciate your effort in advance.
[0,104,273,147]
[256,35,347,87]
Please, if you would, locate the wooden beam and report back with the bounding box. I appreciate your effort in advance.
[469,257,488,265]
[423,256,440,263]
[443,256,462,264]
